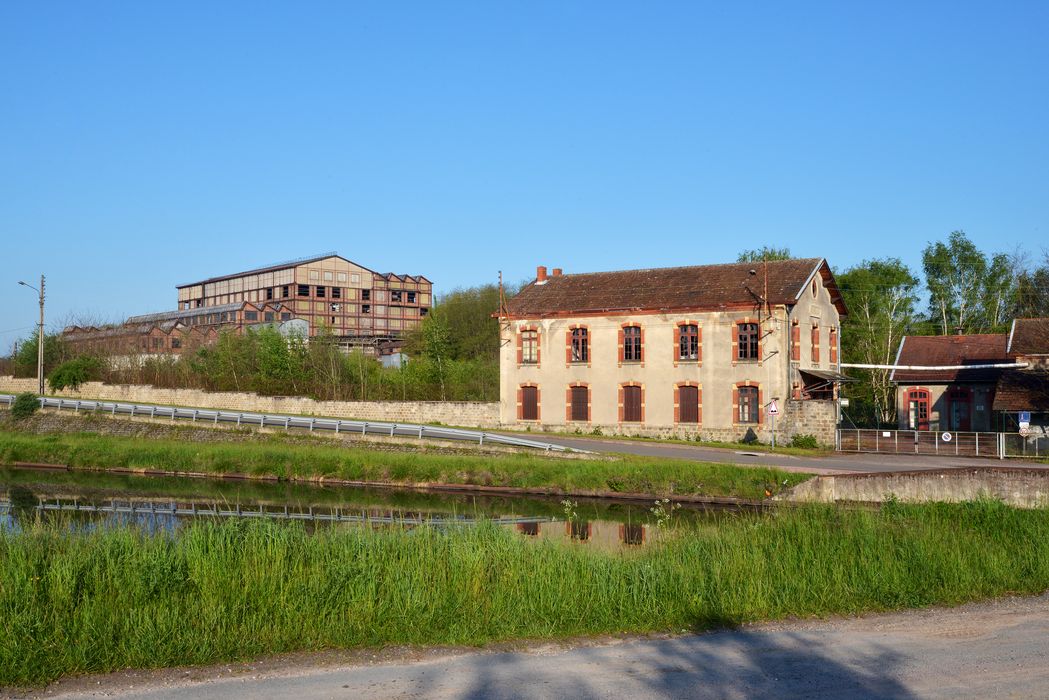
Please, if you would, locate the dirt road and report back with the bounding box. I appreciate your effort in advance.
[33,592,1049,700]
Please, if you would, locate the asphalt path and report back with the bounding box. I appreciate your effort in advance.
[497,432,1041,474]
[51,593,1049,700]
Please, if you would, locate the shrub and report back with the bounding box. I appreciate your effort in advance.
[48,356,104,391]
[790,433,820,449]
[10,393,40,420]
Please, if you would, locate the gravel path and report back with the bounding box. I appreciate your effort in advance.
[30,592,1049,700]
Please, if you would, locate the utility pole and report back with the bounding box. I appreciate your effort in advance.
[18,275,45,395]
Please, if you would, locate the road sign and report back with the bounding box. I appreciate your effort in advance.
[941,432,953,442]
[1020,411,1031,423]
[1019,426,1031,437]
[767,400,779,416]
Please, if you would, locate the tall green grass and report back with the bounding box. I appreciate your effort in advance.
[2,501,1048,686]
[0,430,808,500]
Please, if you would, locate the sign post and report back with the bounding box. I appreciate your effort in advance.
[767,400,780,449]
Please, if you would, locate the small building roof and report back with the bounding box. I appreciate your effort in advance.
[1008,318,1049,356]
[503,258,845,318]
[127,302,246,324]
[890,334,1010,384]
[992,369,1049,412]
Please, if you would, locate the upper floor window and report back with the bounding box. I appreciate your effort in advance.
[623,325,642,362]
[571,328,589,363]
[266,287,274,300]
[738,386,758,423]
[297,284,310,297]
[738,323,759,360]
[679,324,699,360]
[521,330,538,364]
[244,311,258,321]
[332,287,341,299]
[316,286,326,298]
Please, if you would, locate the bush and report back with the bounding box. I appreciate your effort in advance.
[790,433,820,449]
[48,356,104,391]
[10,393,40,420]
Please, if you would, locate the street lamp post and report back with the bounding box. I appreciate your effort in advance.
[18,275,46,395]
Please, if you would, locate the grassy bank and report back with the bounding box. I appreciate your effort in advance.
[3,501,1048,686]
[0,429,809,500]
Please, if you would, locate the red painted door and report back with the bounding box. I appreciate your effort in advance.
[907,389,930,431]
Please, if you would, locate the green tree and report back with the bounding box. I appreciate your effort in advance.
[737,247,792,262]
[12,333,66,379]
[48,356,104,391]
[837,258,920,426]
[922,230,1016,334]
[1012,254,1049,318]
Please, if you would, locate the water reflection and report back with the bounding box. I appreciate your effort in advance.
[1,466,741,550]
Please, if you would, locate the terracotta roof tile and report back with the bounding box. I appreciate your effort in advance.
[892,334,1009,383]
[993,369,1049,411]
[1009,318,1049,356]
[504,258,842,318]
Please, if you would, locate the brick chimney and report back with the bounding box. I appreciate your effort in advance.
[536,266,548,284]
[552,268,563,277]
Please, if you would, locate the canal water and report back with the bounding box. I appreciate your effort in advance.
[0,466,745,550]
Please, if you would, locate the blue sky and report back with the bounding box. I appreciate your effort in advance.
[2,1,1047,350]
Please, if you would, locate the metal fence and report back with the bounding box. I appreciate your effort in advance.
[837,428,1004,458]
[837,428,1047,459]
[0,394,577,453]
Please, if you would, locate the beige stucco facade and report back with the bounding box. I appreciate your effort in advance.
[500,267,843,444]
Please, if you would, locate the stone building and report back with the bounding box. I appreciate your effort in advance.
[891,318,1049,433]
[499,258,847,444]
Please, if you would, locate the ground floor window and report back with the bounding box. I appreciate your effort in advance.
[622,385,642,422]
[678,385,699,423]
[521,385,539,421]
[738,386,758,423]
[570,386,589,421]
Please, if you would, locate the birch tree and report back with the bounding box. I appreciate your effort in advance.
[838,258,920,425]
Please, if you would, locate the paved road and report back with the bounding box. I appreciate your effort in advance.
[51,593,1049,699]
[501,432,1040,474]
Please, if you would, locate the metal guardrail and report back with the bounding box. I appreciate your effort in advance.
[0,394,576,453]
[0,497,552,526]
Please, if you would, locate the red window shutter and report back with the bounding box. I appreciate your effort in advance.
[516,332,523,364]
[673,325,681,362]
[829,328,837,364]
[618,385,624,422]
[536,332,541,365]
[698,387,702,424]
[639,327,645,362]
[731,323,738,362]
[732,387,739,422]
[758,387,764,425]
[516,387,523,420]
[812,325,820,363]
[791,322,800,361]
[697,327,702,363]
[757,325,763,361]
[618,328,625,363]
[565,387,572,421]
[673,385,680,422]
[566,330,572,364]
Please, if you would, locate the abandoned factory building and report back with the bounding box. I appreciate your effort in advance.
[63,253,432,357]
[499,258,848,444]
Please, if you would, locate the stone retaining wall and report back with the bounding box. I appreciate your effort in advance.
[0,376,500,428]
[782,467,1049,508]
